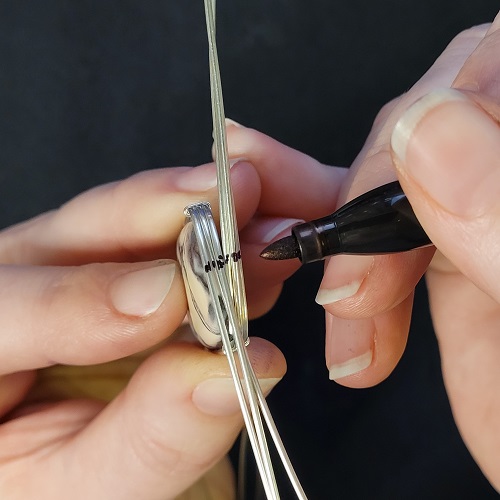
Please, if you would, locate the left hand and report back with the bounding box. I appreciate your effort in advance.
[0,162,293,499]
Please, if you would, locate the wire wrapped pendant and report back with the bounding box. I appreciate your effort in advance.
[177,201,248,351]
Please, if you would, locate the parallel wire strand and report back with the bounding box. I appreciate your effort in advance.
[188,203,278,500]
[204,0,248,340]
[204,2,274,491]
[202,2,307,499]
[204,0,276,489]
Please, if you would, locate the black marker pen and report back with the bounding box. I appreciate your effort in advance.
[260,181,432,264]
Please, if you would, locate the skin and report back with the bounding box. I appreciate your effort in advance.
[228,10,500,493]
[0,163,295,499]
[2,10,500,498]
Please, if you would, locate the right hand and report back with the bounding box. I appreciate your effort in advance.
[226,12,500,490]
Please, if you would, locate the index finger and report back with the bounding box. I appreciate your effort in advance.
[319,24,487,387]
[226,123,348,220]
[0,161,260,266]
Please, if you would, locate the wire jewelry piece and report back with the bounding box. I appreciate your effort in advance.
[176,1,308,499]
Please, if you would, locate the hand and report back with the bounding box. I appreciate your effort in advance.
[324,12,500,490]
[0,162,291,499]
[225,11,500,491]
[389,32,500,493]
[226,18,487,383]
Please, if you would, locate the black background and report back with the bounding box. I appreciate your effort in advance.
[1,2,499,498]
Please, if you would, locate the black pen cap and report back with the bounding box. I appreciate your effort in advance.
[291,182,431,264]
[291,219,340,263]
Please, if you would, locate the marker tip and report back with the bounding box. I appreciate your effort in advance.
[260,236,301,261]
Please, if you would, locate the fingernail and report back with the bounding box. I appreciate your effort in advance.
[174,163,218,192]
[315,255,373,305]
[391,88,500,217]
[241,217,304,245]
[326,315,374,380]
[225,118,244,128]
[229,157,247,168]
[109,261,176,317]
[210,134,248,165]
[391,88,467,164]
[192,377,281,416]
[211,118,245,159]
[179,159,249,189]
[329,351,373,380]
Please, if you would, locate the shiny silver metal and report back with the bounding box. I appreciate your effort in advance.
[175,2,308,498]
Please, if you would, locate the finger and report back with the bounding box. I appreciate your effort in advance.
[349,22,489,181]
[2,339,286,499]
[0,160,285,323]
[390,84,500,487]
[0,161,260,266]
[0,260,187,375]
[222,123,348,315]
[321,23,488,318]
[225,121,349,219]
[326,292,413,388]
[391,88,500,299]
[315,25,488,388]
[453,13,500,101]
[425,266,500,490]
[224,126,347,318]
[316,249,434,318]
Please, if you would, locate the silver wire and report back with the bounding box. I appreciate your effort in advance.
[198,1,308,498]
[185,203,277,499]
[204,0,248,342]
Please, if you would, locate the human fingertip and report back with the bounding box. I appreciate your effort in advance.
[174,163,219,192]
[391,88,467,165]
[328,351,373,381]
[109,260,178,317]
[241,217,304,246]
[211,116,246,160]
[326,314,375,381]
[316,255,373,305]
[227,157,247,168]
[316,281,362,305]
[174,159,255,193]
[391,87,500,218]
[225,117,245,129]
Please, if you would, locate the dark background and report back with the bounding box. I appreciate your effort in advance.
[1,2,499,498]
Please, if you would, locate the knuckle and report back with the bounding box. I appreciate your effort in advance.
[35,265,140,365]
[128,420,212,479]
[373,97,402,128]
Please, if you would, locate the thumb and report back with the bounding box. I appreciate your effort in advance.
[390,88,500,489]
[390,87,500,301]
[16,339,285,499]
